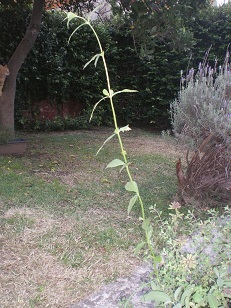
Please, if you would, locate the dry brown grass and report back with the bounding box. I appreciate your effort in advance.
[1,207,139,308]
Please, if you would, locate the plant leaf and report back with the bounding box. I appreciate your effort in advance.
[89,96,107,122]
[180,288,194,305]
[134,241,146,255]
[96,133,116,155]
[192,291,203,303]
[83,54,101,69]
[142,290,171,302]
[118,125,131,133]
[217,277,223,287]
[112,89,138,97]
[150,282,161,291]
[106,159,125,169]
[141,218,150,231]
[128,194,138,214]
[119,88,138,93]
[125,181,139,193]
[174,287,183,301]
[218,268,228,278]
[103,89,109,96]
[207,294,218,308]
[224,280,231,287]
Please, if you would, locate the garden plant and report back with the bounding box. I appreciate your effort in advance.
[138,204,231,307]
[171,51,231,205]
[66,10,161,272]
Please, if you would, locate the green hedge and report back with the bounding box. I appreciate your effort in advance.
[1,5,231,131]
[188,4,231,65]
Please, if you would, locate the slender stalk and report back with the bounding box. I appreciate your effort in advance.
[68,15,158,270]
[88,22,147,220]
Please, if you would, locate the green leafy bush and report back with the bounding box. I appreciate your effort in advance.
[2,4,231,130]
[189,4,231,65]
[0,7,186,129]
[18,107,112,131]
[141,204,231,307]
[172,52,231,147]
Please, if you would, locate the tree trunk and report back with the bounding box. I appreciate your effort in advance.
[0,0,45,139]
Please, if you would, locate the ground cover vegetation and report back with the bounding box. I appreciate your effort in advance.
[129,205,231,307]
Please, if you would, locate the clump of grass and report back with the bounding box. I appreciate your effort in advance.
[2,213,35,234]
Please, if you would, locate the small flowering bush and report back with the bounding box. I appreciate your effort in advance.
[171,52,231,204]
[141,204,231,307]
[172,57,231,149]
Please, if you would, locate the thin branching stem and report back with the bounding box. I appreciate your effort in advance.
[68,14,157,270]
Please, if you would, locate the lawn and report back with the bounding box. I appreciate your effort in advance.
[0,127,182,308]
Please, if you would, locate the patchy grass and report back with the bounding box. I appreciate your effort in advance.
[0,128,181,308]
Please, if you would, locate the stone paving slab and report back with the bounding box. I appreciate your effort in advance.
[69,264,155,308]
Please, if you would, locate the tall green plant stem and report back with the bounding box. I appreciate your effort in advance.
[67,14,157,270]
[89,25,146,219]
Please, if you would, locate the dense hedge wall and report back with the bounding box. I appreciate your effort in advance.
[188,5,231,65]
[0,4,231,131]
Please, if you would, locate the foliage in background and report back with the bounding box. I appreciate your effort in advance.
[188,3,231,64]
[110,0,210,53]
[1,3,231,130]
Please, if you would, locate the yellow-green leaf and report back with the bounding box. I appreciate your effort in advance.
[125,181,139,193]
[134,241,146,255]
[119,125,131,133]
[207,294,218,308]
[103,89,109,96]
[128,195,138,214]
[106,159,125,168]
